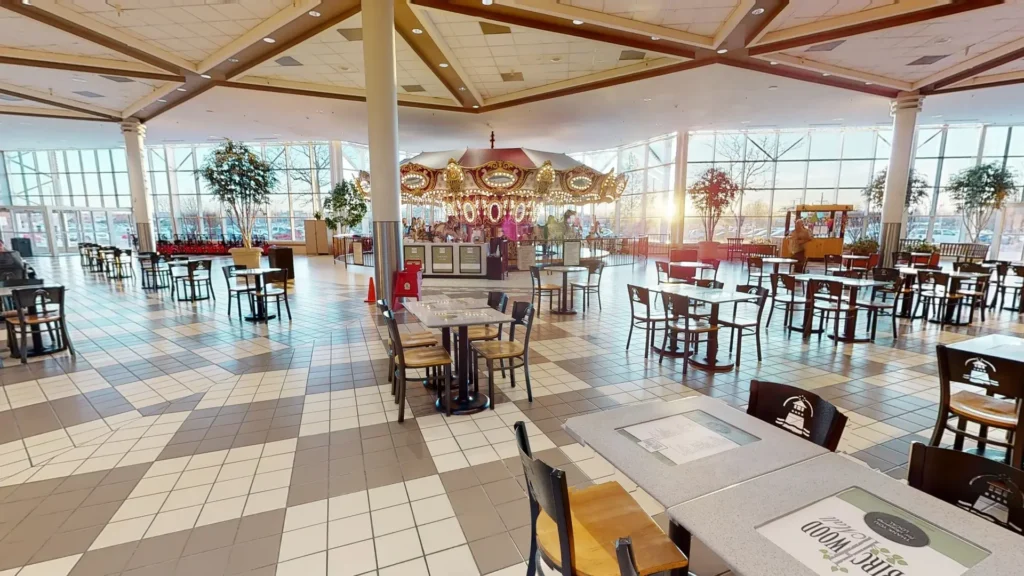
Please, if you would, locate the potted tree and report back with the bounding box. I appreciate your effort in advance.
[862,168,929,235]
[322,179,368,233]
[201,141,277,268]
[688,167,740,259]
[947,163,1017,244]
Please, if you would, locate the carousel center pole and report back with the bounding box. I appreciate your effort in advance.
[363,0,402,307]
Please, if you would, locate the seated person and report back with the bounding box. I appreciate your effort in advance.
[0,240,32,279]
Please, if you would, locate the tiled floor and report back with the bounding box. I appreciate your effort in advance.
[0,254,1020,576]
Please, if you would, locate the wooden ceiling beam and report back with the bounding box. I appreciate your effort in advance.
[0,104,111,122]
[397,0,479,107]
[0,49,182,82]
[933,70,1024,93]
[916,39,1024,92]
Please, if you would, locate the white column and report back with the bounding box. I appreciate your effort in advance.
[121,119,154,252]
[362,0,402,305]
[880,92,923,266]
[672,132,688,245]
[329,141,344,189]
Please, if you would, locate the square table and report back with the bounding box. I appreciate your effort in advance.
[541,265,587,314]
[667,453,1022,576]
[793,274,887,342]
[761,257,798,274]
[563,396,828,510]
[415,297,489,310]
[652,284,759,370]
[841,254,870,269]
[403,301,512,415]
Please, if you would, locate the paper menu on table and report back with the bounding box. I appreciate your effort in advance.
[618,411,757,466]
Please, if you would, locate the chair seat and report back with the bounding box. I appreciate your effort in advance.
[256,287,285,297]
[471,340,525,360]
[537,284,561,291]
[227,282,253,293]
[399,332,438,349]
[719,317,757,329]
[570,281,600,288]
[403,347,452,369]
[666,319,716,333]
[958,289,985,298]
[858,299,896,309]
[6,312,62,326]
[536,481,688,576]
[949,391,1016,428]
[813,302,856,312]
[467,325,500,341]
[633,314,667,322]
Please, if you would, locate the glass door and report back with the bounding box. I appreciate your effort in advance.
[93,211,111,245]
[997,203,1024,262]
[12,210,49,253]
[50,210,81,253]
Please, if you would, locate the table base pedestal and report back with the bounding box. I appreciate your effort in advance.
[435,391,490,415]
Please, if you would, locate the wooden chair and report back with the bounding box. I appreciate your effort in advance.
[7,286,75,364]
[726,237,744,261]
[106,248,134,280]
[626,285,666,359]
[658,291,714,374]
[691,279,722,289]
[745,256,770,286]
[892,251,912,268]
[570,260,604,312]
[996,264,1024,312]
[698,258,720,280]
[222,264,253,318]
[472,301,535,406]
[955,267,991,323]
[766,273,804,329]
[929,344,1024,468]
[382,309,451,420]
[654,261,682,285]
[719,285,768,367]
[986,261,1009,309]
[812,280,856,344]
[171,260,214,301]
[908,443,1023,535]
[747,380,848,451]
[913,271,962,325]
[138,253,169,289]
[823,254,843,275]
[253,268,291,321]
[530,266,560,317]
[859,267,900,340]
[514,421,688,576]
[375,300,438,393]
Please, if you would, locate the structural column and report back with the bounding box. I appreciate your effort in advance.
[672,132,688,245]
[879,92,923,266]
[328,141,344,189]
[362,0,402,306]
[122,119,154,252]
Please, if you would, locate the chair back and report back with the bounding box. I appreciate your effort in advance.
[508,301,535,350]
[908,443,1023,535]
[735,285,769,323]
[747,256,764,271]
[700,258,721,280]
[770,272,798,295]
[588,260,604,287]
[918,271,949,291]
[265,268,288,288]
[11,286,66,321]
[953,261,987,274]
[654,261,670,283]
[660,291,693,325]
[627,284,653,318]
[865,253,879,269]
[692,279,723,289]
[834,269,865,279]
[927,251,941,267]
[824,254,842,272]
[1012,265,1024,280]
[529,266,546,298]
[892,251,912,267]
[747,380,847,451]
[937,343,1024,413]
[223,264,247,285]
[817,280,845,300]
[487,291,509,312]
[382,310,409,370]
[615,538,640,576]
[515,421,575,576]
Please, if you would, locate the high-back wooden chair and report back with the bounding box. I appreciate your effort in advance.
[908,443,1023,535]
[515,421,688,576]
[929,344,1024,468]
[823,254,843,274]
[472,301,535,405]
[766,272,804,328]
[720,285,768,367]
[747,380,848,451]
[383,309,451,420]
[626,285,665,359]
[746,256,769,286]
[658,291,713,373]
[530,266,560,317]
[7,286,75,364]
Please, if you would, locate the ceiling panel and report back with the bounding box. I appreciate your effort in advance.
[238,14,452,100]
[559,0,739,36]
[764,0,900,34]
[0,10,143,63]
[0,94,69,110]
[60,0,295,63]
[777,2,1024,82]
[424,9,681,100]
[0,64,166,111]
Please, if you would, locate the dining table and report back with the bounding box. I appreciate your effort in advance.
[651,283,759,370]
[668,260,714,281]
[667,453,1023,576]
[232,268,281,322]
[793,274,887,342]
[402,300,512,415]
[840,254,870,269]
[761,256,798,274]
[897,267,989,324]
[541,265,587,314]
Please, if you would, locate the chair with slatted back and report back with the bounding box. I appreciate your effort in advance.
[812,280,856,344]
[913,271,962,325]
[515,421,689,576]
[747,380,848,451]
[823,254,843,275]
[530,266,560,317]
[930,344,1024,468]
[376,300,438,396]
[570,259,604,312]
[222,265,253,318]
[658,291,714,374]
[859,267,900,340]
[719,285,768,367]
[698,258,720,281]
[766,273,804,329]
[472,301,535,405]
[626,285,666,359]
[746,256,770,286]
[908,443,1023,535]
[954,263,991,323]
[7,286,75,364]
[255,268,290,320]
[383,309,451,420]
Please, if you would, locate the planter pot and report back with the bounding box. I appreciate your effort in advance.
[697,241,720,260]
[229,247,263,269]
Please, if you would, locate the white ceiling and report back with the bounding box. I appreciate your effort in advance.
[1,64,1023,153]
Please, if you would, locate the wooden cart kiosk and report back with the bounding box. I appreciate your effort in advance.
[781,204,852,259]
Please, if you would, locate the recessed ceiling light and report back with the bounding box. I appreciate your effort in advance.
[228,58,239,63]
[339,66,350,71]
[72,78,87,83]
[21,0,30,5]
[308,10,320,17]
[459,86,466,91]
[768,85,777,90]
[482,0,493,4]
[439,62,449,68]
[412,28,423,34]
[550,56,562,62]
[176,88,187,92]
[200,74,211,79]
[572,19,584,25]
[651,36,660,40]
[741,120,750,124]
[716,48,727,54]
[472,105,479,108]
[769,61,778,65]
[865,81,873,85]
[822,72,831,76]
[157,99,167,102]
[751,7,765,15]
[935,37,951,44]
[643,98,651,102]
[263,37,275,43]
[316,109,323,113]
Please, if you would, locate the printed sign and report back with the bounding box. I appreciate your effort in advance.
[617,411,758,466]
[460,246,482,273]
[519,243,536,269]
[564,240,582,266]
[404,245,425,266]
[431,246,453,273]
[352,241,364,266]
[756,487,990,576]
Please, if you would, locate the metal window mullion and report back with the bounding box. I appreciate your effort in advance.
[926,128,947,243]
[641,141,649,234]
[863,130,879,238]
[801,131,812,205]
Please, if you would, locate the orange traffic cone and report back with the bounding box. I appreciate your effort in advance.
[364,277,376,303]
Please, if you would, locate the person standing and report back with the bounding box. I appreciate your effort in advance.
[789,219,813,272]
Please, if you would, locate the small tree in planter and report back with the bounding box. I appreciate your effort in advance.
[947,163,1017,243]
[688,168,740,257]
[201,141,276,267]
[322,179,368,233]
[862,168,930,216]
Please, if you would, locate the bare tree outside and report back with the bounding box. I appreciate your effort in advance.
[288,144,330,212]
[702,134,775,236]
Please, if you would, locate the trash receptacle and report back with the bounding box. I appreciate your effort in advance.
[10,237,32,257]
[268,246,294,280]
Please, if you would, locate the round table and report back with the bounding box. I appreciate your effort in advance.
[542,265,587,314]
[232,268,281,322]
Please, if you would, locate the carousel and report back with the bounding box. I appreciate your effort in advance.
[355,137,627,276]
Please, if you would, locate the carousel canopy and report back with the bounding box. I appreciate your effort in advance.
[400,148,585,171]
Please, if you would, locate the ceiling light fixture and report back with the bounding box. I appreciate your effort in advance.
[263,37,275,43]
[716,48,727,54]
[177,88,187,92]
[200,74,211,79]
[482,0,493,4]
[572,19,583,25]
[459,86,466,91]
[412,28,423,34]
[769,61,778,65]
[741,120,750,124]
[550,56,561,62]
[751,8,765,15]
[643,98,651,102]
[228,58,239,63]
[833,118,844,121]
[72,78,87,83]
[822,72,831,76]
[865,81,873,85]
[768,85,777,90]
[472,105,479,108]
[651,36,660,40]
[439,62,449,68]
[157,99,167,102]
[935,37,951,44]
[308,10,320,17]
[933,114,943,118]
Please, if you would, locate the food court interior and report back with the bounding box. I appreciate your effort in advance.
[2,1,1024,576]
